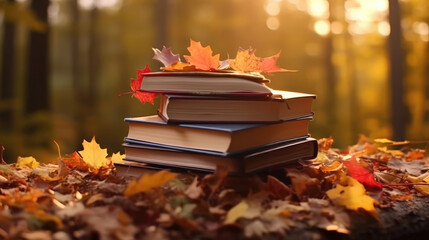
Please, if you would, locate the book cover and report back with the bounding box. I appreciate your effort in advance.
[121,137,318,175]
[159,90,316,123]
[125,115,312,152]
[139,71,273,95]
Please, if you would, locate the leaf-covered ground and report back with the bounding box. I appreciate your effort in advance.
[1,135,429,240]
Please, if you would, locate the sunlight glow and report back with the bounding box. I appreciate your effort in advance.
[266,16,280,30]
[314,20,330,36]
[331,21,343,34]
[377,21,390,36]
[307,0,329,19]
[413,22,429,36]
[78,0,122,10]
[265,2,281,16]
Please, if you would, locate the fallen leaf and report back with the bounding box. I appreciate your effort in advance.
[224,200,248,224]
[387,157,425,176]
[184,39,220,71]
[162,61,197,72]
[152,46,181,67]
[318,137,334,152]
[374,138,410,146]
[111,152,125,163]
[78,137,109,170]
[263,175,290,199]
[287,168,321,199]
[320,161,343,173]
[260,52,295,73]
[406,150,425,161]
[123,170,178,196]
[16,156,40,169]
[342,156,383,190]
[119,65,157,104]
[326,177,377,216]
[229,47,261,73]
[201,165,228,197]
[63,152,88,171]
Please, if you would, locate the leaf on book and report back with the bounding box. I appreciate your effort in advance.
[123,170,178,196]
[326,177,377,217]
[78,137,110,170]
[152,46,181,67]
[16,156,40,169]
[120,65,157,104]
[342,155,383,190]
[184,39,220,71]
[162,61,197,72]
[260,52,296,73]
[229,47,261,73]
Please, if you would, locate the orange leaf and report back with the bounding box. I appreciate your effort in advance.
[78,137,110,170]
[123,170,178,196]
[229,47,261,73]
[162,61,197,72]
[64,152,89,171]
[260,52,296,73]
[184,39,220,71]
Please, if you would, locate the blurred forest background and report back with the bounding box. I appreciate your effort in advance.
[0,0,428,162]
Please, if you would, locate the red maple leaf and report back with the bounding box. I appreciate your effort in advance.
[119,65,157,104]
[342,155,383,190]
[260,52,296,73]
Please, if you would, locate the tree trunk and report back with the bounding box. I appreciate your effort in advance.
[25,0,50,114]
[388,0,406,140]
[0,0,16,128]
[155,0,169,48]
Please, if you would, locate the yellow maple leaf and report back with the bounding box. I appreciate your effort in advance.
[16,156,40,169]
[78,137,109,170]
[229,48,261,73]
[326,177,377,216]
[224,200,249,224]
[111,152,125,163]
[123,170,178,196]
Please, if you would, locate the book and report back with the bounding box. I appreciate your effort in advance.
[158,90,316,123]
[121,137,318,175]
[125,115,312,153]
[140,71,272,95]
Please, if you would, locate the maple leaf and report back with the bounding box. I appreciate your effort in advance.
[287,168,321,199]
[263,175,290,199]
[111,152,125,163]
[162,61,197,72]
[78,137,110,170]
[152,46,181,67]
[387,157,424,176]
[342,155,383,190]
[229,47,261,73]
[119,65,157,104]
[123,170,178,196]
[326,177,378,216]
[260,52,296,73]
[64,151,89,171]
[184,39,220,71]
[16,156,40,169]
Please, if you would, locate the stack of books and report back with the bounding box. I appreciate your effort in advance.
[115,71,318,176]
